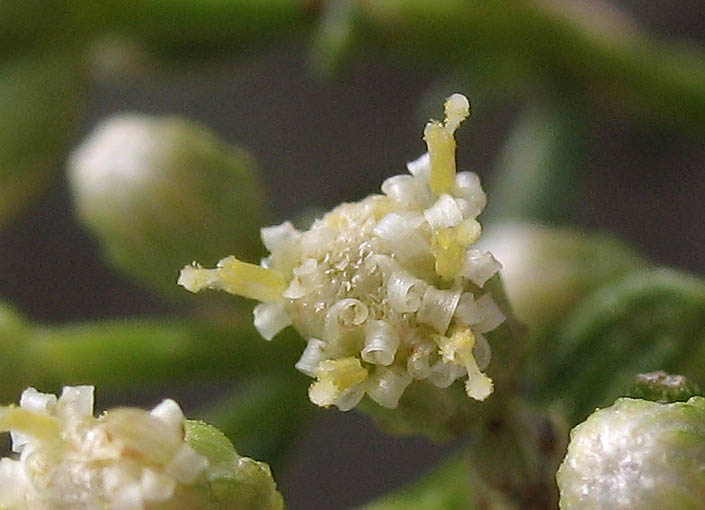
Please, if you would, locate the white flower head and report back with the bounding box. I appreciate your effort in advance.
[0,386,208,510]
[180,93,505,410]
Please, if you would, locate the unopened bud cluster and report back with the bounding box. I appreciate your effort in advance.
[180,94,505,411]
[0,386,209,509]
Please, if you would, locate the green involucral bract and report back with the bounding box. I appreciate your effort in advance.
[557,397,705,510]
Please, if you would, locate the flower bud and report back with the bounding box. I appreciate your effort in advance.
[180,94,512,419]
[69,114,266,295]
[557,396,705,510]
[479,222,645,334]
[0,386,283,509]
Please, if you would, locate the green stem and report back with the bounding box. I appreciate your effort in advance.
[353,0,705,134]
[484,103,586,226]
[82,0,316,59]
[2,318,302,401]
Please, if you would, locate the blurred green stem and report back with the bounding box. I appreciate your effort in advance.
[352,0,705,134]
[484,103,586,226]
[2,318,302,401]
[200,372,316,471]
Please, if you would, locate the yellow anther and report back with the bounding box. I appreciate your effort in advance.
[431,229,466,280]
[0,407,60,441]
[309,357,368,407]
[179,256,285,302]
[454,218,481,245]
[431,219,481,279]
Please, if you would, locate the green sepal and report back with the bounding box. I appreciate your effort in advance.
[185,420,285,510]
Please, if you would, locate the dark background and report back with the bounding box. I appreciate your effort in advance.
[1,2,704,508]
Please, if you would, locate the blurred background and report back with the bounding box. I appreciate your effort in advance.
[1,1,704,508]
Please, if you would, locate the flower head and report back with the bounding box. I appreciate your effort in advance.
[180,94,505,411]
[557,396,705,510]
[0,386,283,510]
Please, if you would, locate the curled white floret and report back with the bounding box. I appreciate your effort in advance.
[428,360,465,388]
[381,174,433,210]
[460,249,502,287]
[366,367,413,408]
[387,271,427,313]
[373,213,432,269]
[295,338,328,377]
[324,298,369,340]
[150,399,185,433]
[454,293,482,326]
[261,221,300,254]
[253,302,292,341]
[423,194,464,230]
[406,152,431,179]
[261,221,301,276]
[417,287,462,334]
[454,171,487,216]
[474,294,506,333]
[473,332,492,371]
[361,320,400,366]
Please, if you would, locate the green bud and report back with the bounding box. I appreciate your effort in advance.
[68,114,267,295]
[185,420,284,510]
[0,50,85,227]
[557,397,705,510]
[479,222,646,336]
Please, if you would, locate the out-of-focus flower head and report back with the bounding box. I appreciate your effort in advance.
[0,386,283,510]
[557,396,705,510]
[180,94,505,411]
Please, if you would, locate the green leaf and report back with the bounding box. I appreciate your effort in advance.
[363,455,475,510]
[539,268,705,423]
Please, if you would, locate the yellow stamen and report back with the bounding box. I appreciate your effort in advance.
[431,228,466,280]
[425,121,456,195]
[178,256,285,302]
[424,93,471,195]
[309,357,368,407]
[438,327,493,401]
[0,406,60,441]
[430,219,481,279]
